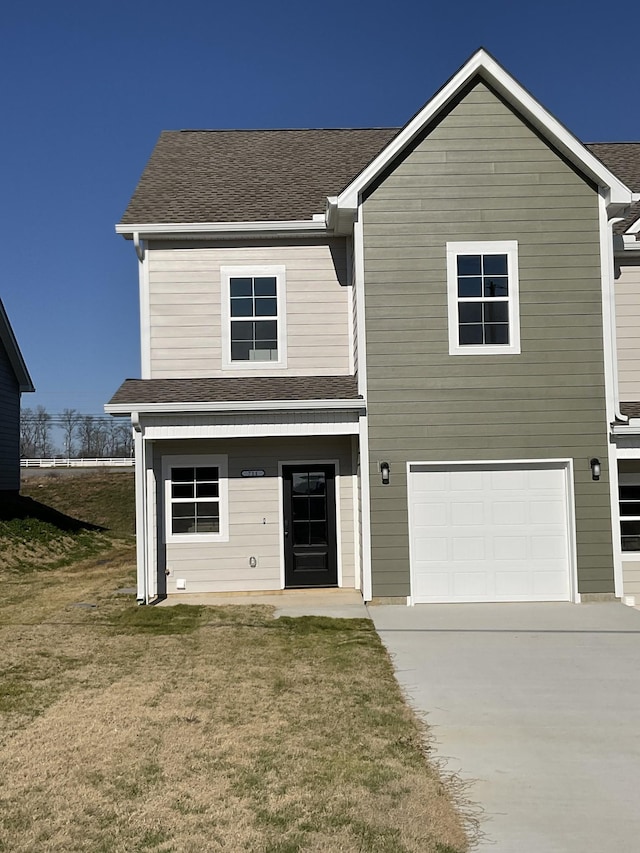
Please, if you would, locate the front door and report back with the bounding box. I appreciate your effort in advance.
[283,464,338,588]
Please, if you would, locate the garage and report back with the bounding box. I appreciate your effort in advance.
[407,461,574,603]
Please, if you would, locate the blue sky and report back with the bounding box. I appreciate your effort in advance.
[1,0,634,417]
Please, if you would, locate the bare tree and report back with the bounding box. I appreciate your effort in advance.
[20,407,37,457]
[60,408,81,458]
[33,406,53,457]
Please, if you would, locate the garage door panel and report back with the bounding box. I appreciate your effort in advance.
[409,463,572,603]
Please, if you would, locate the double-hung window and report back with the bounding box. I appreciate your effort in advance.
[446,241,520,355]
[163,455,229,542]
[221,265,286,369]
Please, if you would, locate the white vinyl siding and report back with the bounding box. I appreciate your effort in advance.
[147,241,351,378]
[615,260,640,401]
[157,436,356,594]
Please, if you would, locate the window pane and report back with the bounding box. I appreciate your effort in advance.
[292,495,309,521]
[196,467,218,481]
[457,255,481,276]
[459,303,482,324]
[458,277,482,297]
[292,473,308,495]
[620,486,640,501]
[231,341,252,361]
[483,255,508,276]
[172,503,195,533]
[231,321,253,341]
[172,483,193,499]
[622,536,640,552]
[620,502,640,517]
[621,521,640,536]
[254,276,277,296]
[255,320,277,339]
[484,276,509,297]
[196,482,219,498]
[293,521,309,545]
[255,297,277,316]
[485,324,509,344]
[483,302,509,323]
[172,467,194,482]
[309,522,327,545]
[230,277,252,297]
[459,324,483,345]
[230,297,253,317]
[309,496,326,521]
[249,347,277,361]
[307,472,326,495]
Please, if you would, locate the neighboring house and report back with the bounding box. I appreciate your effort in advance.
[107,49,638,606]
[0,299,34,493]
[590,143,640,603]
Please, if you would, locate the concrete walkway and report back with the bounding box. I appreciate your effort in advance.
[370,602,640,852]
[156,588,370,619]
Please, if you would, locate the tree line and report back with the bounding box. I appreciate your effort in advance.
[20,407,134,459]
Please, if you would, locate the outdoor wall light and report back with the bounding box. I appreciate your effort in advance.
[380,461,390,485]
[590,458,601,481]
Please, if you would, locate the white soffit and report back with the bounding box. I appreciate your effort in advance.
[336,48,633,213]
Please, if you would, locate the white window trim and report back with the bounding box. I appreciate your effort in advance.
[221,265,287,370]
[162,454,229,543]
[446,240,521,356]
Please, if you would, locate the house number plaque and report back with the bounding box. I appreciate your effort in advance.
[241,469,265,477]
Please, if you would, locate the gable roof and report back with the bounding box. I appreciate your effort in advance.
[117,49,636,237]
[0,300,34,393]
[119,128,398,226]
[334,49,632,218]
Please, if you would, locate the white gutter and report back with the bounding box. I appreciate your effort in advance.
[105,397,366,416]
[116,220,328,239]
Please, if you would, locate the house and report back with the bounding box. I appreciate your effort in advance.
[0,299,34,493]
[592,143,640,604]
[107,49,639,606]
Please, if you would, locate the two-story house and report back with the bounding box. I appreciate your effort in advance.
[0,299,34,494]
[107,49,638,606]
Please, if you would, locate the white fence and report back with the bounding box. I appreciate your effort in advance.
[21,458,134,468]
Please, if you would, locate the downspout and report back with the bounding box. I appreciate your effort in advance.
[133,231,145,262]
[600,195,628,424]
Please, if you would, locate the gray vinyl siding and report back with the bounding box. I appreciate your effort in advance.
[0,338,20,492]
[154,436,356,594]
[615,259,640,401]
[362,79,613,597]
[147,239,351,378]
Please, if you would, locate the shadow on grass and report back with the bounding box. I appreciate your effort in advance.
[0,493,104,533]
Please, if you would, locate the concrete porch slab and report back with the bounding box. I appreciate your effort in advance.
[155,588,370,619]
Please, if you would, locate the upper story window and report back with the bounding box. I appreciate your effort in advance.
[221,265,287,369]
[446,241,521,356]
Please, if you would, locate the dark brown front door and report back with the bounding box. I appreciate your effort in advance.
[283,464,338,588]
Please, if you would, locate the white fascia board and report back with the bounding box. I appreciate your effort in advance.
[105,398,366,416]
[0,300,35,393]
[336,49,633,213]
[115,220,327,239]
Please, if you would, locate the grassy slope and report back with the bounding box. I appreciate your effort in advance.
[0,473,471,852]
[0,473,135,572]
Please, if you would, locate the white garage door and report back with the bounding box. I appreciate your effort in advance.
[408,463,572,603]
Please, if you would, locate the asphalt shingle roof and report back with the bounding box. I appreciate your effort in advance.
[120,128,399,224]
[108,376,362,407]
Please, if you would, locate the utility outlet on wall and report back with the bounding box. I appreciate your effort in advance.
[249,556,258,568]
[176,578,186,590]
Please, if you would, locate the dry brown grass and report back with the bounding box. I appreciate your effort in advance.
[0,477,470,852]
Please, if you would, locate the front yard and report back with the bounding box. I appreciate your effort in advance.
[0,474,469,852]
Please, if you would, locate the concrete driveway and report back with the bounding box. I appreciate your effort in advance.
[369,602,640,852]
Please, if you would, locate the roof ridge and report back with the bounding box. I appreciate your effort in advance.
[175,127,400,134]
